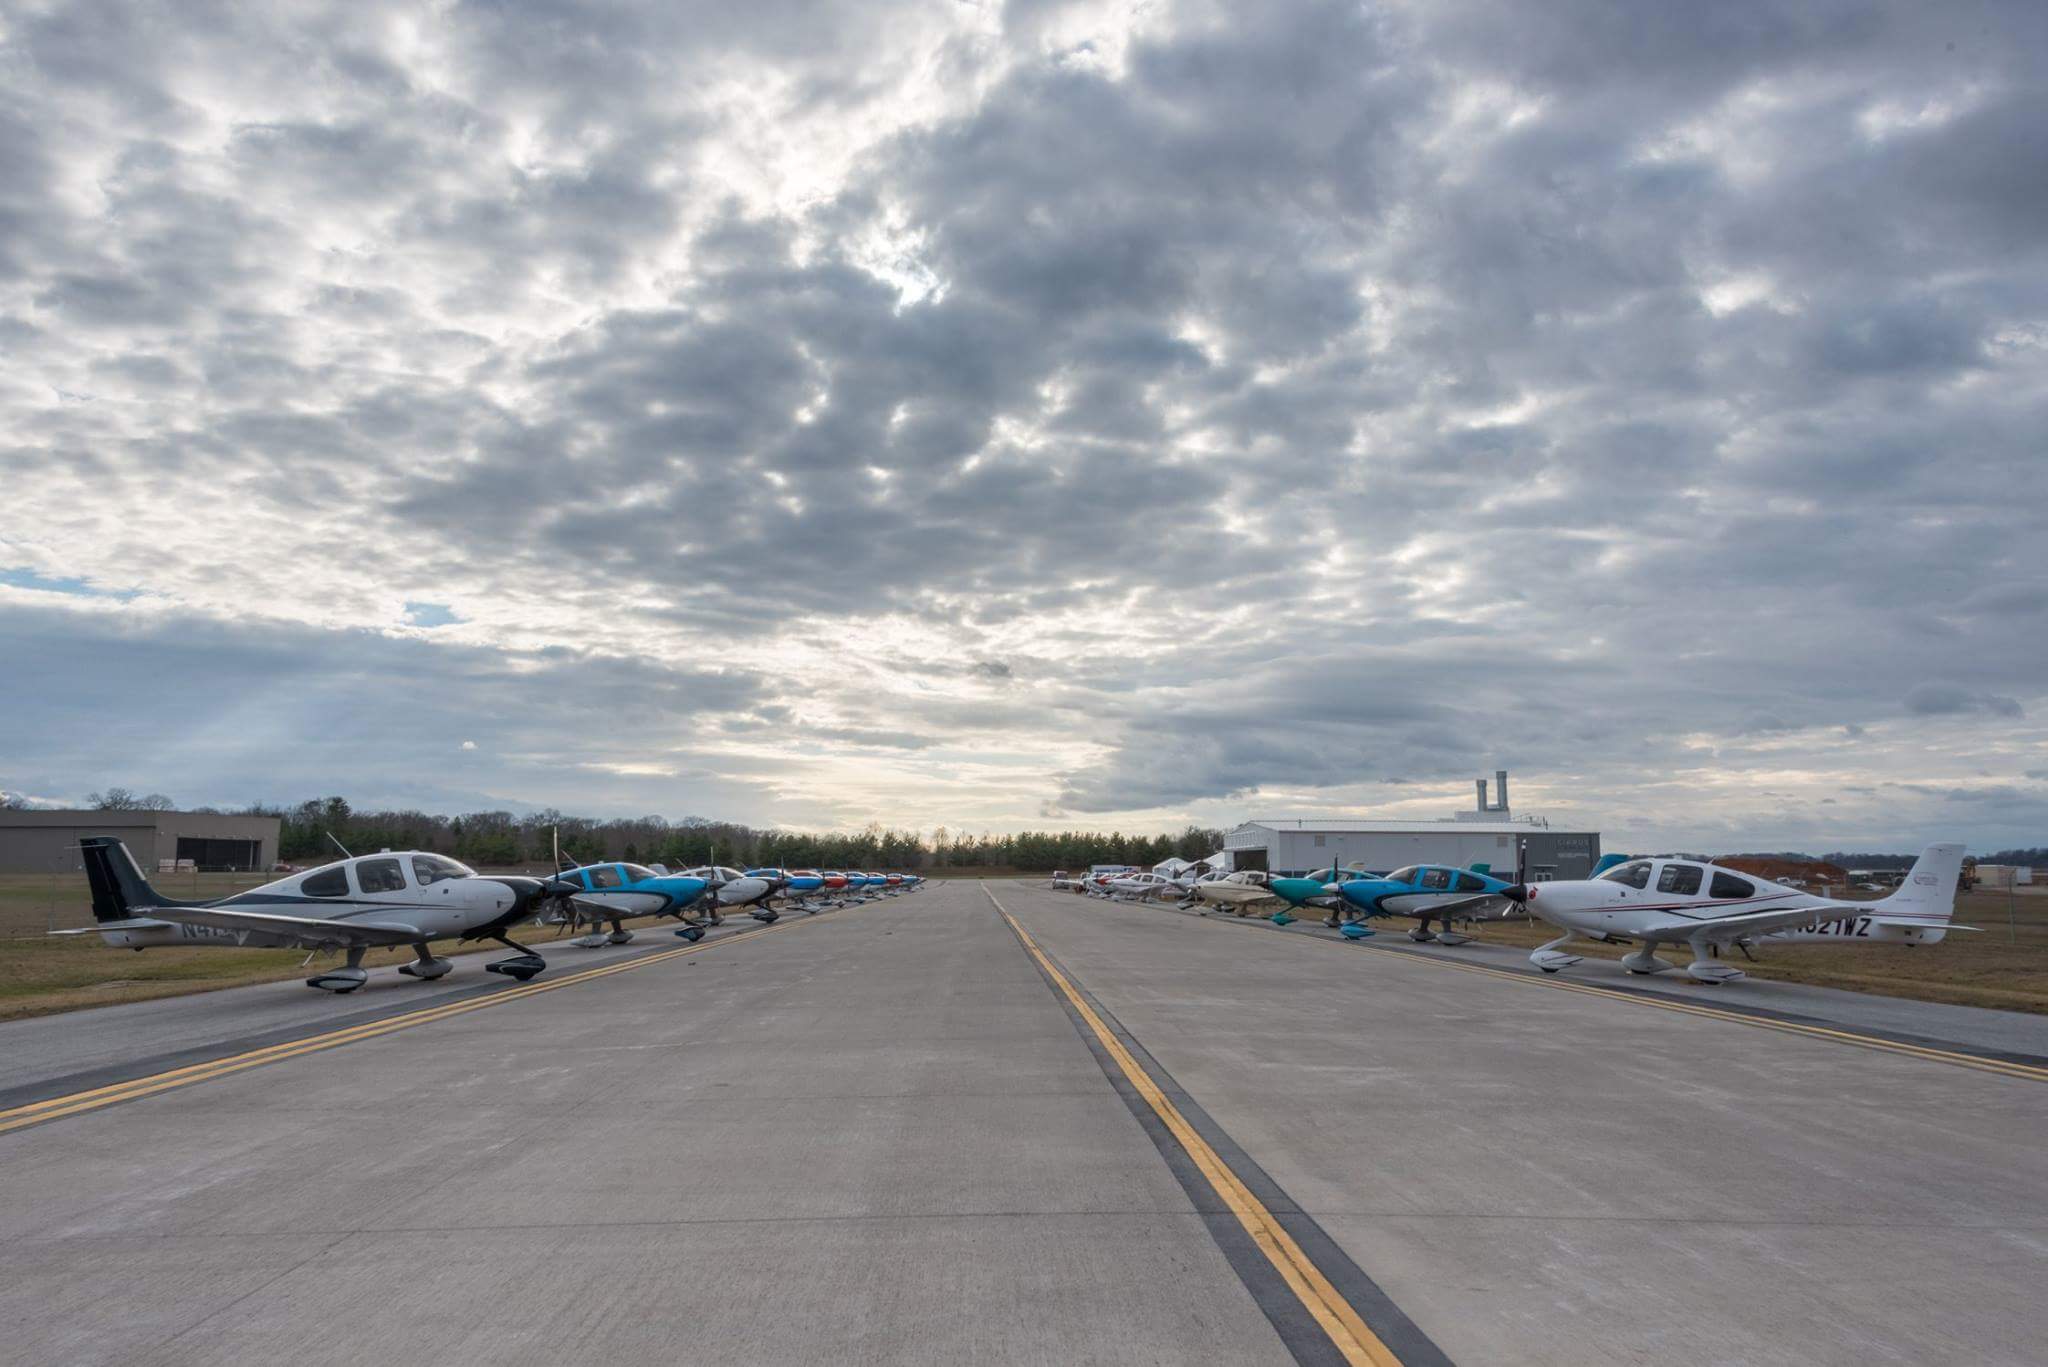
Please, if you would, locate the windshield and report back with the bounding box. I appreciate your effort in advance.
[1386,867,1420,884]
[1599,860,1653,889]
[412,854,471,885]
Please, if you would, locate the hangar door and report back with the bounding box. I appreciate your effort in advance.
[1232,847,1269,872]
[176,837,261,870]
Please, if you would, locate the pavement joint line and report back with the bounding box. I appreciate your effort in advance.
[1136,894,2048,1084]
[0,907,851,1137]
[986,885,1412,1367]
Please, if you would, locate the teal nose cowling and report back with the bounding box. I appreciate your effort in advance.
[1268,877,1329,907]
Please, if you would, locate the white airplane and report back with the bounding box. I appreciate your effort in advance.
[58,836,559,993]
[1103,871,1180,902]
[1516,843,1967,984]
[1186,870,1280,914]
[680,866,777,922]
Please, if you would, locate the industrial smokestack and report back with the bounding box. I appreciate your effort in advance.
[1495,770,1509,812]
[1476,779,1489,812]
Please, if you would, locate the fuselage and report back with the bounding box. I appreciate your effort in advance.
[96,851,540,949]
[1521,857,1950,945]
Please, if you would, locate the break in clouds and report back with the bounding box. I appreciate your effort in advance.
[3,0,2045,851]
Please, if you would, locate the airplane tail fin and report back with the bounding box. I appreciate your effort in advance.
[1468,862,1491,875]
[1590,854,1629,877]
[79,836,197,920]
[1871,843,1966,931]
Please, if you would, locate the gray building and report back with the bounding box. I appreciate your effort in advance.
[0,810,281,874]
[1223,818,1601,881]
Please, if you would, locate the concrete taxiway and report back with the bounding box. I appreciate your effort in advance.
[1,879,2044,1365]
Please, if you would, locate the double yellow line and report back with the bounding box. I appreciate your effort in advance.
[0,912,836,1138]
[991,894,1403,1367]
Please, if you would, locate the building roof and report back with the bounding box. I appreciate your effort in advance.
[1229,819,1592,836]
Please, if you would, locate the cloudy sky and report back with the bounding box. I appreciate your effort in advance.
[3,0,2045,852]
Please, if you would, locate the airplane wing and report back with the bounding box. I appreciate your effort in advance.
[1645,903,1833,943]
[151,907,424,948]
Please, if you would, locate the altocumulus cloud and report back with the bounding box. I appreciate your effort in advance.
[2,0,2045,850]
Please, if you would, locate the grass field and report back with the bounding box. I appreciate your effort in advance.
[0,869,585,1022]
[1178,884,2048,1015]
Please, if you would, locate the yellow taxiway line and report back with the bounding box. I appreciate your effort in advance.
[0,911,841,1137]
[989,890,1403,1367]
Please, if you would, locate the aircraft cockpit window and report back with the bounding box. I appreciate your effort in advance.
[1420,868,1452,890]
[589,865,624,889]
[301,866,349,898]
[1600,860,1653,889]
[356,857,406,894]
[1710,871,1755,899]
[1387,867,1421,884]
[1656,863,1704,896]
[1455,872,1487,893]
[623,864,657,881]
[412,854,469,885]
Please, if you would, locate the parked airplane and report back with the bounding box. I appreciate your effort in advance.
[57,836,558,992]
[1268,866,1377,916]
[681,866,776,922]
[1186,870,1280,914]
[545,861,713,945]
[1326,864,1526,944]
[1105,871,1181,901]
[1514,843,1967,983]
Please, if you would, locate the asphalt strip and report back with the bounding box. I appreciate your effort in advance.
[986,883,1451,1367]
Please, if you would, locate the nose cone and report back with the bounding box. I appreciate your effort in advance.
[1501,884,1529,902]
[487,875,547,917]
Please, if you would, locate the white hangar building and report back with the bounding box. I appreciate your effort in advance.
[1221,773,1602,880]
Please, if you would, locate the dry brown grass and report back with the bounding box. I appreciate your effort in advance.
[0,869,654,1022]
[1436,887,2048,1014]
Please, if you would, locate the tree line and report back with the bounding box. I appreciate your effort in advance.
[238,797,1222,873]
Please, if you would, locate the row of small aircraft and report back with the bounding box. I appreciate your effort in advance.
[61,836,925,994]
[1060,842,1969,985]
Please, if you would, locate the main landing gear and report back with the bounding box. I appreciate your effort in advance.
[1683,932,1744,984]
[674,920,708,941]
[485,934,547,982]
[398,942,453,980]
[749,906,780,923]
[307,945,370,993]
[574,918,636,949]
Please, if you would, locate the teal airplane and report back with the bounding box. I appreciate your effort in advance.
[1266,866,1380,925]
[1328,863,1527,945]
[545,861,714,945]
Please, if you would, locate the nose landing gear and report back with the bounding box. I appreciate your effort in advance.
[485,933,547,982]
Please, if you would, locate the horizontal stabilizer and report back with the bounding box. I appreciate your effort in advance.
[49,917,175,936]
[1867,917,1979,932]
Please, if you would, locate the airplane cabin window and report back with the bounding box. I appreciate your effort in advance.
[1710,871,1755,899]
[1656,863,1704,895]
[623,865,658,881]
[356,857,405,894]
[1420,868,1452,890]
[1455,872,1486,893]
[301,866,349,898]
[412,854,467,885]
[589,865,624,889]
[1601,860,1653,889]
[1387,867,1420,884]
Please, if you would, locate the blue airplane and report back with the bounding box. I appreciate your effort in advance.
[1328,863,1527,944]
[744,867,829,914]
[545,861,714,945]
